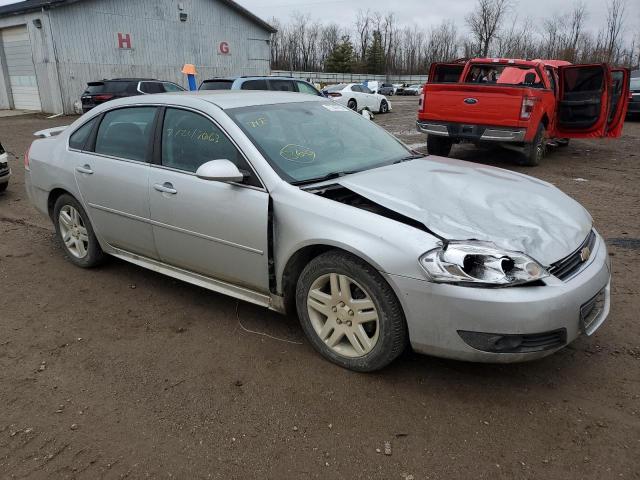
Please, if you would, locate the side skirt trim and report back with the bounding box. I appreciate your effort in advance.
[108,246,283,311]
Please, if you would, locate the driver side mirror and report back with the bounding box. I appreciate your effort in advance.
[195,159,245,183]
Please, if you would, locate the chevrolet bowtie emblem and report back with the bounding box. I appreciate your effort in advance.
[580,246,591,262]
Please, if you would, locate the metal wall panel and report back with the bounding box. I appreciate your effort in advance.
[49,0,272,113]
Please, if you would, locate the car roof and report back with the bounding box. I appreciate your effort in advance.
[201,76,308,82]
[107,91,327,110]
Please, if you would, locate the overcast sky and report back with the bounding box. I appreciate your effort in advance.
[0,0,638,43]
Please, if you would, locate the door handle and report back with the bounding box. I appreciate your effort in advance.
[75,164,93,175]
[153,182,177,194]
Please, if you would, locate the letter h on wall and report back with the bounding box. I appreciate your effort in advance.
[118,33,132,49]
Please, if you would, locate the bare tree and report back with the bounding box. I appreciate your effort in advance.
[604,0,626,63]
[356,10,372,63]
[466,0,510,57]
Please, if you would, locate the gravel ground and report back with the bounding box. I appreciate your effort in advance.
[0,97,639,479]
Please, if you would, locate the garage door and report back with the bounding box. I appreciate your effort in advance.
[1,25,42,111]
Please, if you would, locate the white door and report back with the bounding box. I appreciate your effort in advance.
[1,25,42,111]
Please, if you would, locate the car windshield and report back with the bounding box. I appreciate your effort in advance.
[631,78,640,90]
[325,84,348,92]
[227,102,413,184]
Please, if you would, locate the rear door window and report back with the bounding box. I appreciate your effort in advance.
[351,85,362,92]
[139,82,164,94]
[69,117,98,150]
[269,79,296,92]
[94,107,157,162]
[241,79,269,91]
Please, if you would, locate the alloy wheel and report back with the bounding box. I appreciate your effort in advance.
[58,205,89,259]
[306,273,380,358]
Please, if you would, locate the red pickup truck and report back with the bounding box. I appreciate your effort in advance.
[417,58,630,165]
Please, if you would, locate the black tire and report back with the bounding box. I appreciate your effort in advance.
[556,138,570,147]
[0,182,7,194]
[347,99,357,111]
[426,135,453,157]
[53,194,105,268]
[521,122,547,166]
[379,100,389,114]
[296,250,408,372]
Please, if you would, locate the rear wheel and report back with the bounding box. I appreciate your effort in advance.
[521,122,547,166]
[427,135,453,157]
[347,99,357,111]
[556,138,570,147]
[296,251,407,372]
[53,194,105,268]
[379,100,389,114]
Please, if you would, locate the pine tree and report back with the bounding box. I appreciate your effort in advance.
[366,30,385,74]
[325,36,355,73]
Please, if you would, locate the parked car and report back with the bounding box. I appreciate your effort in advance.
[402,84,423,96]
[25,91,610,371]
[627,72,640,119]
[0,141,9,193]
[199,76,324,97]
[322,83,391,113]
[419,58,630,165]
[81,78,185,113]
[378,83,395,96]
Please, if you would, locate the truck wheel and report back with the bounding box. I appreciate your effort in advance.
[556,138,570,147]
[427,135,453,157]
[521,123,547,166]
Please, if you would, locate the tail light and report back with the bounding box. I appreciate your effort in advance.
[94,94,114,102]
[520,96,537,120]
[419,93,425,109]
[327,92,342,98]
[24,144,31,170]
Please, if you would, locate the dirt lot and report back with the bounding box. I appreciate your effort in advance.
[1,97,639,479]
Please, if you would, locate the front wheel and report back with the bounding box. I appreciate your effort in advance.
[296,251,407,372]
[521,122,547,166]
[53,194,105,268]
[379,100,389,114]
[426,135,453,157]
[347,99,357,111]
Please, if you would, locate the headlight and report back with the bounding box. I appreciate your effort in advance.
[420,241,548,286]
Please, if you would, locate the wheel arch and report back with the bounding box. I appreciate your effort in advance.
[47,187,75,220]
[279,242,390,316]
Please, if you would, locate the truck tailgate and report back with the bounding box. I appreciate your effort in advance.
[421,84,524,126]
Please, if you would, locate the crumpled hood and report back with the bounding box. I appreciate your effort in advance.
[338,157,592,266]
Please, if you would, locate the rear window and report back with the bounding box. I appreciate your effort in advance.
[200,80,234,91]
[269,79,296,92]
[464,65,543,87]
[69,117,98,150]
[325,84,348,92]
[86,81,131,94]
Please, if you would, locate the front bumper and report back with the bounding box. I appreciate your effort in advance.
[385,232,611,362]
[417,120,527,143]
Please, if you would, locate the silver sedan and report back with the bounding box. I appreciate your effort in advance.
[24,92,610,371]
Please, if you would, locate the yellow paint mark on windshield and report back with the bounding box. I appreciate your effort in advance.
[280,144,316,163]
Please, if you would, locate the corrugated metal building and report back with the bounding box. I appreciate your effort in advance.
[0,0,275,114]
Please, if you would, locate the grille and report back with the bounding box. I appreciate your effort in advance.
[548,230,596,281]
